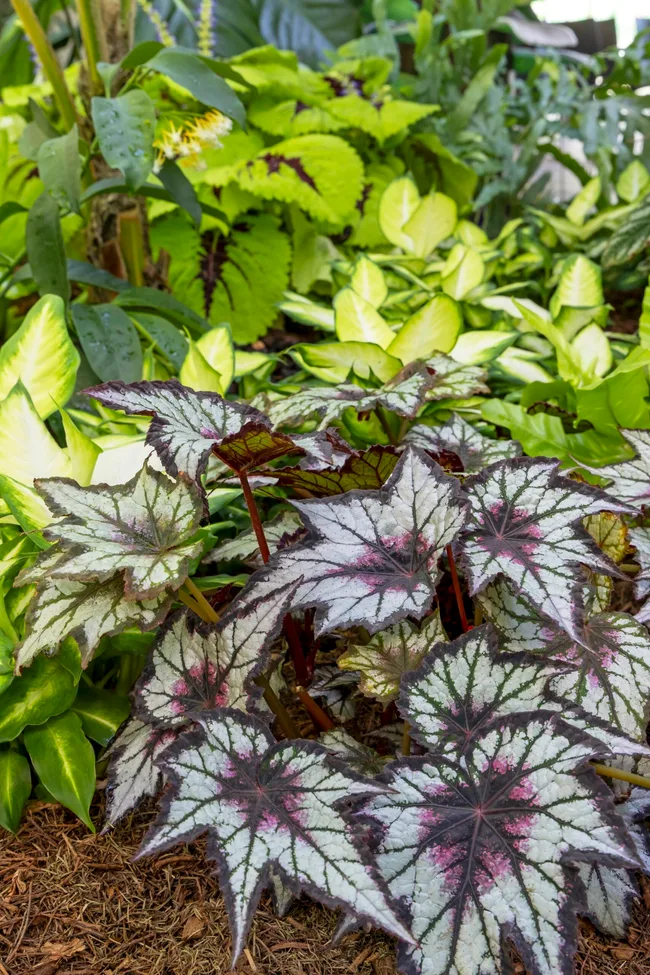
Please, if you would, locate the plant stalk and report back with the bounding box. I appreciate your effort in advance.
[446,544,470,633]
[74,0,107,92]
[376,406,398,446]
[402,720,411,756]
[255,675,299,739]
[591,763,650,791]
[296,686,335,732]
[10,0,78,129]
[183,577,220,624]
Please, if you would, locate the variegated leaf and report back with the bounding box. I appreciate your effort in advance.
[105,718,179,826]
[205,511,304,565]
[15,574,171,670]
[272,446,400,498]
[310,666,359,720]
[583,511,629,564]
[629,526,650,614]
[292,430,355,471]
[460,458,633,638]
[584,429,650,508]
[338,612,447,704]
[424,354,490,401]
[320,729,387,776]
[363,718,636,975]
[137,711,413,963]
[221,448,468,639]
[34,464,204,599]
[405,414,521,473]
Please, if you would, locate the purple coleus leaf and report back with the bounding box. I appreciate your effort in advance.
[85,379,302,482]
[405,413,521,473]
[104,718,179,827]
[136,710,414,963]
[362,717,637,975]
[220,447,468,639]
[583,429,650,508]
[459,458,634,639]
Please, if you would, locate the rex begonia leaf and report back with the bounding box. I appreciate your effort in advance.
[136,711,413,963]
[584,429,650,508]
[85,379,285,482]
[629,526,650,618]
[320,728,387,776]
[363,718,636,975]
[583,511,630,565]
[15,574,171,671]
[292,430,355,470]
[266,364,437,430]
[223,447,468,638]
[460,458,634,638]
[105,718,179,826]
[405,414,521,473]
[338,612,447,704]
[579,788,650,937]
[424,353,490,401]
[206,510,304,565]
[271,445,400,497]
[310,666,359,720]
[34,464,204,599]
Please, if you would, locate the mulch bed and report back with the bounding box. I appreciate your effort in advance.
[1,795,650,975]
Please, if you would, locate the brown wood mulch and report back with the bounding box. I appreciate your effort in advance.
[1,795,650,975]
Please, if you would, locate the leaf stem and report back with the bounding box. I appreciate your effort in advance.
[591,763,650,790]
[255,674,299,740]
[183,577,220,624]
[446,544,470,633]
[376,406,398,446]
[474,604,483,627]
[296,686,335,732]
[402,720,411,756]
[74,0,107,92]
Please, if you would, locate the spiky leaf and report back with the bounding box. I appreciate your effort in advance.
[105,719,179,826]
[338,612,447,704]
[405,414,521,473]
[363,718,635,975]
[137,711,412,963]
[224,447,467,638]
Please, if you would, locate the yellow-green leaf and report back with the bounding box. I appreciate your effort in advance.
[378,176,420,252]
[403,192,457,258]
[179,338,224,393]
[334,288,395,350]
[350,256,387,309]
[388,295,461,364]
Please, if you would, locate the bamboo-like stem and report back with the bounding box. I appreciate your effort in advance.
[118,208,146,287]
[402,720,411,756]
[446,544,470,633]
[296,686,335,732]
[184,577,220,624]
[591,763,650,790]
[10,0,78,129]
[255,675,299,740]
[74,0,107,92]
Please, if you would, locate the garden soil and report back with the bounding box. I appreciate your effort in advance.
[1,794,649,975]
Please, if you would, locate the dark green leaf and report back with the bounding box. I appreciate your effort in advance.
[120,40,164,70]
[0,632,13,696]
[91,91,156,192]
[37,124,82,214]
[130,312,188,369]
[0,201,26,226]
[72,303,143,382]
[114,286,209,334]
[157,160,202,227]
[72,686,130,745]
[0,748,31,832]
[79,177,228,223]
[0,655,77,743]
[26,192,70,302]
[66,259,130,292]
[148,49,246,128]
[24,712,96,830]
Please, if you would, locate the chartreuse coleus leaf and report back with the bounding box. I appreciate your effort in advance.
[32,464,204,600]
[338,612,447,704]
[224,447,467,638]
[136,711,413,964]
[104,718,178,827]
[86,379,299,482]
[579,788,650,938]
[271,446,400,499]
[206,510,304,565]
[478,579,650,748]
[362,717,637,975]
[583,429,650,508]
[405,414,521,473]
[459,458,634,639]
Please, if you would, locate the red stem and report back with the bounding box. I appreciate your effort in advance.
[296,685,335,732]
[446,544,470,633]
[238,471,271,562]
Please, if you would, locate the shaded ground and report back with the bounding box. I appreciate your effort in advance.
[1,796,650,975]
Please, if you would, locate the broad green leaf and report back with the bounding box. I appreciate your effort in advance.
[91,92,156,192]
[0,655,77,742]
[0,748,31,832]
[0,632,13,696]
[402,193,457,258]
[494,348,554,385]
[450,330,517,365]
[72,686,130,746]
[350,256,387,308]
[131,312,189,370]
[196,325,235,391]
[571,324,612,379]
[72,303,143,383]
[455,220,488,247]
[0,473,52,534]
[378,176,420,252]
[60,409,101,486]
[179,338,225,394]
[641,278,650,351]
[0,382,72,486]
[566,177,601,227]
[24,712,96,829]
[26,192,70,302]
[388,295,461,364]
[149,49,246,129]
[157,160,201,228]
[37,124,82,214]
[278,292,335,330]
[441,245,484,300]
[0,295,78,420]
[617,160,650,204]
[234,351,273,377]
[289,341,401,384]
[334,288,394,350]
[515,301,586,386]
[327,95,435,144]
[551,255,603,315]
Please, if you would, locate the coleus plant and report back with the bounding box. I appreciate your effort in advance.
[6,375,650,975]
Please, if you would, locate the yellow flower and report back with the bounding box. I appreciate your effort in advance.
[153,110,233,172]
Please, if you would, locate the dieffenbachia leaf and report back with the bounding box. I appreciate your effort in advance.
[362,718,636,975]
[137,711,413,963]
[33,464,204,599]
[271,446,400,498]
[584,429,650,508]
[105,718,179,827]
[479,579,650,747]
[223,447,467,638]
[15,574,171,671]
[579,788,650,937]
[85,379,293,482]
[424,353,490,401]
[338,612,447,704]
[460,458,634,638]
[405,414,521,473]
[265,365,437,431]
[205,510,304,565]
